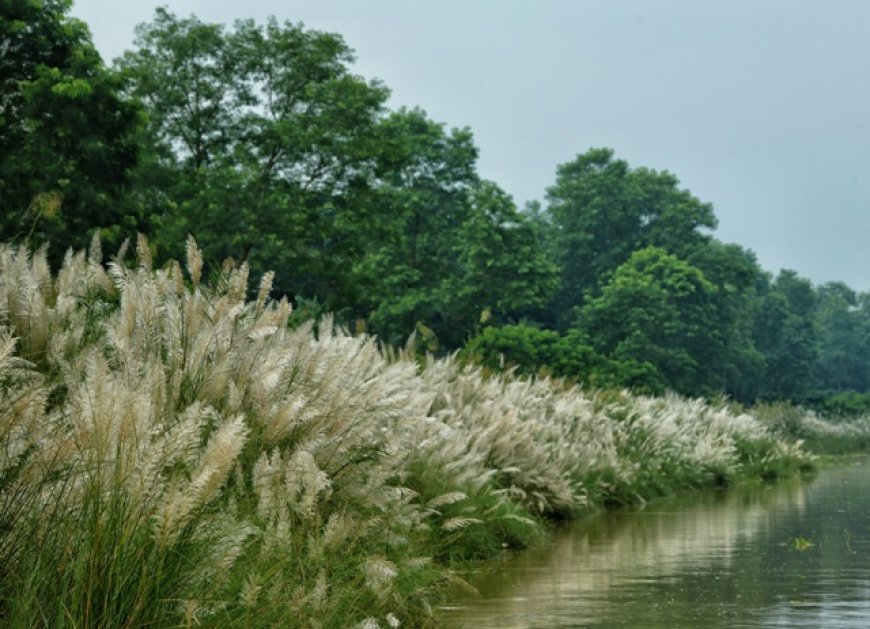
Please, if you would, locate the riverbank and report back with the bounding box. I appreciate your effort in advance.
[0,239,862,628]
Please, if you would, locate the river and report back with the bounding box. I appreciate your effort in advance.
[438,456,870,628]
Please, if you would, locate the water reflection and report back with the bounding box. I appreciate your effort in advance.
[439,457,870,628]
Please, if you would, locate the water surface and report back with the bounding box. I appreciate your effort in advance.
[439,457,870,628]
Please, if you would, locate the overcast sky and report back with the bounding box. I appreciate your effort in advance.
[69,1,870,291]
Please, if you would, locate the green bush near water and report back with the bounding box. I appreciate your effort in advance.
[0,239,858,628]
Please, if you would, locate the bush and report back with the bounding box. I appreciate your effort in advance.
[462,324,561,375]
[463,324,664,393]
[819,390,870,418]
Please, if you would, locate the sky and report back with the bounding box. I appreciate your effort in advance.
[69,0,870,291]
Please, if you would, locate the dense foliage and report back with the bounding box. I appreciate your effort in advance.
[0,0,142,259]
[3,4,870,408]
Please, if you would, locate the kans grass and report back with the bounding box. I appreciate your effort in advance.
[0,236,860,627]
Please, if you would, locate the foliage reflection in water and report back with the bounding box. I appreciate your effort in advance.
[439,457,870,628]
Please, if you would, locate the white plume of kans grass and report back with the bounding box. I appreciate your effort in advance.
[0,244,54,363]
[611,394,743,479]
[0,238,436,624]
[589,391,810,497]
[0,333,46,473]
[94,239,437,617]
[0,237,827,627]
[417,356,621,516]
[152,411,249,544]
[799,412,870,439]
[143,241,445,617]
[252,447,333,550]
[0,331,51,571]
[411,360,809,516]
[0,235,115,375]
[755,403,870,451]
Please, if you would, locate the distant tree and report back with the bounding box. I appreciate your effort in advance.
[463,324,562,376]
[545,148,717,325]
[442,182,559,345]
[752,270,820,401]
[0,0,141,258]
[362,114,557,347]
[814,282,870,393]
[463,323,663,392]
[580,246,720,396]
[688,241,765,401]
[120,15,556,349]
[359,107,480,344]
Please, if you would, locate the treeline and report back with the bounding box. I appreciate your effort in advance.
[4,2,870,409]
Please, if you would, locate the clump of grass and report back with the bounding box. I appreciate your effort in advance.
[0,236,829,627]
[0,237,442,627]
[754,402,870,455]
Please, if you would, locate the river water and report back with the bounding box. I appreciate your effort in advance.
[438,457,870,628]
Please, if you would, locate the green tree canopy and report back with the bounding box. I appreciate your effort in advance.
[448,182,559,331]
[359,107,480,344]
[0,0,142,258]
[687,241,765,401]
[545,148,717,325]
[752,270,820,401]
[580,246,720,395]
[120,12,557,350]
[118,9,390,301]
[361,113,557,347]
[814,282,870,394]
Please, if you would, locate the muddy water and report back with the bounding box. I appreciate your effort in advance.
[438,457,870,628]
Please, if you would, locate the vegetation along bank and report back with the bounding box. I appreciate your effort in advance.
[4,239,867,627]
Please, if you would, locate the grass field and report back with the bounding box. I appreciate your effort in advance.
[0,237,856,627]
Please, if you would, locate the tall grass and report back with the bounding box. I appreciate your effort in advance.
[753,402,870,454]
[0,237,839,627]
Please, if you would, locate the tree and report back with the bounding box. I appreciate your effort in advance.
[687,241,765,401]
[580,246,720,396]
[463,324,562,376]
[752,270,820,401]
[442,182,559,345]
[545,148,717,326]
[462,323,660,391]
[120,15,556,349]
[814,282,870,393]
[118,9,390,301]
[362,117,557,348]
[0,0,141,258]
[355,107,481,345]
